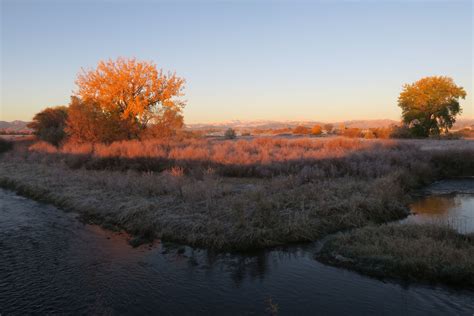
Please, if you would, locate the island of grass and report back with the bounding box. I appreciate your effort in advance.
[316,224,474,287]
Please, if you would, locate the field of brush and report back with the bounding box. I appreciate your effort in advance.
[1,136,473,250]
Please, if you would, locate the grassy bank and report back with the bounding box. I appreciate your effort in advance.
[316,224,474,287]
[0,137,473,250]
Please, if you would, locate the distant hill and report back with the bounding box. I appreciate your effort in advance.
[1,118,471,134]
[186,119,400,131]
[454,119,474,130]
[186,118,474,131]
[0,120,32,133]
[332,119,399,129]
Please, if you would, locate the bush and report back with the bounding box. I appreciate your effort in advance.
[311,125,322,136]
[27,106,68,146]
[224,128,236,139]
[390,125,413,139]
[293,126,311,135]
[370,127,392,139]
[342,128,361,138]
[324,124,334,134]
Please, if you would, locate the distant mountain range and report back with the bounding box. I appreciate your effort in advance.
[185,119,400,130]
[0,120,31,132]
[454,119,474,129]
[1,118,473,133]
[186,118,474,131]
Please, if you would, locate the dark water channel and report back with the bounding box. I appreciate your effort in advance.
[1,188,473,315]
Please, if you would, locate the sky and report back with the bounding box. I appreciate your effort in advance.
[1,0,473,124]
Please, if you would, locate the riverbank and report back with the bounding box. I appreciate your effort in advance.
[316,224,474,287]
[3,187,473,315]
[0,160,409,249]
[1,137,473,250]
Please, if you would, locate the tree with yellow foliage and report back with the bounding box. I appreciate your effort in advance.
[398,76,466,137]
[73,57,185,140]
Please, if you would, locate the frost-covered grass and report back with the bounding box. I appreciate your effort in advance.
[317,224,474,287]
[0,137,473,250]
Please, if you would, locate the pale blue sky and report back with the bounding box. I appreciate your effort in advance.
[1,0,472,123]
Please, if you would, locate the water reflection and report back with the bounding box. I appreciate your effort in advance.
[410,195,460,214]
[406,194,474,233]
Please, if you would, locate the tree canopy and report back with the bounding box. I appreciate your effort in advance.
[398,76,466,137]
[27,106,68,145]
[65,96,129,143]
[311,125,322,135]
[74,57,185,140]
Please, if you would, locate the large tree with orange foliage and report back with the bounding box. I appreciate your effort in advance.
[73,57,185,140]
[66,96,130,143]
[398,76,466,137]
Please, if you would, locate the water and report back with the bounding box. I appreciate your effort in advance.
[403,179,474,234]
[1,189,473,315]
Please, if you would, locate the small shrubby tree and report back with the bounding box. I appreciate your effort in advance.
[398,76,466,137]
[293,126,311,135]
[311,125,322,135]
[27,106,68,145]
[324,123,334,134]
[390,125,413,139]
[224,128,236,139]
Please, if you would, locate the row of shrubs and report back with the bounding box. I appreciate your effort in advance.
[6,137,471,180]
[216,124,470,140]
[28,106,470,147]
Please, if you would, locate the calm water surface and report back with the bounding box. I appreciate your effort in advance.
[1,188,473,315]
[404,179,474,233]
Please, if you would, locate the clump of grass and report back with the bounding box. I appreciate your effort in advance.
[316,224,474,287]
